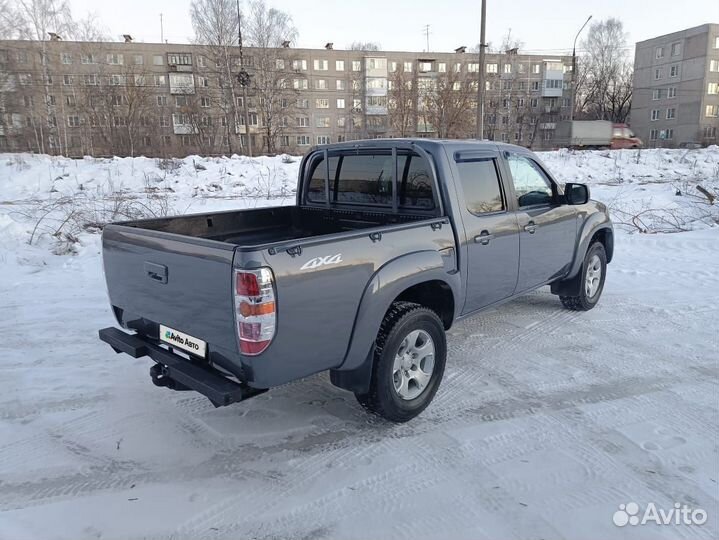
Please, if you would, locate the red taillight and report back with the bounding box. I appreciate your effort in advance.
[233,268,276,356]
[236,272,261,296]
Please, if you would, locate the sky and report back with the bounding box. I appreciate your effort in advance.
[71,0,718,55]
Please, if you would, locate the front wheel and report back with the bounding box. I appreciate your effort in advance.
[560,242,607,311]
[355,302,446,422]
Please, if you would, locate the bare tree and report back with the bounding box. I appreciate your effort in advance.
[13,0,75,40]
[576,18,633,123]
[418,69,475,138]
[348,41,381,52]
[388,69,415,137]
[244,0,299,154]
[190,0,242,154]
[73,12,110,41]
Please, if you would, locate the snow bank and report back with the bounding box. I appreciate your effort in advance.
[0,147,717,260]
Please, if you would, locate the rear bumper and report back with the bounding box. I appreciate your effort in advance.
[99,327,267,407]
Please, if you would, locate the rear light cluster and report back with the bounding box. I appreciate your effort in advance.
[233,268,276,356]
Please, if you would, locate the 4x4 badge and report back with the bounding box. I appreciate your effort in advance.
[300,254,343,270]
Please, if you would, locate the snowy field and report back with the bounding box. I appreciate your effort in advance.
[0,147,718,540]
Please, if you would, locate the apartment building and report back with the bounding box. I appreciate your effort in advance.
[631,23,719,147]
[0,38,574,157]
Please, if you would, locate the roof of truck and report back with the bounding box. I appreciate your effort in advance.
[311,138,531,155]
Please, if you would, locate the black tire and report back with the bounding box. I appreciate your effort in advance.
[560,242,607,311]
[355,301,446,423]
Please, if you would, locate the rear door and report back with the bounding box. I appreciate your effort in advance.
[503,152,577,292]
[452,150,520,314]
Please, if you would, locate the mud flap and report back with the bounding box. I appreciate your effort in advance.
[329,346,375,394]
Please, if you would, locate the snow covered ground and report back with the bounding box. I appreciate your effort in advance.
[0,148,718,540]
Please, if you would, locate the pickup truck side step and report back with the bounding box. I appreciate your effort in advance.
[98,327,267,407]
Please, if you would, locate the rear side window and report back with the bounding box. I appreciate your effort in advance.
[307,151,434,210]
[455,159,505,214]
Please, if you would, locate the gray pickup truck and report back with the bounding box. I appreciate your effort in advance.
[100,139,613,422]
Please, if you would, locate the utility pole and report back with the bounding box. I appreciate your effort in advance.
[423,24,430,52]
[237,0,253,156]
[571,15,592,121]
[159,13,164,43]
[476,0,487,139]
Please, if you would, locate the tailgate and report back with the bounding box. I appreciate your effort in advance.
[102,225,237,352]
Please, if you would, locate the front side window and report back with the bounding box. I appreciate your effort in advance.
[507,154,554,207]
[456,158,505,215]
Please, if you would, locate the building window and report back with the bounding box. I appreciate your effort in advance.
[200,96,210,107]
[296,116,309,127]
[656,46,664,59]
[317,135,330,145]
[708,83,718,95]
[63,74,72,86]
[532,64,540,74]
[337,117,346,128]
[197,76,209,87]
[667,87,676,98]
[715,36,719,49]
[293,59,307,71]
[61,53,72,64]
[389,61,397,72]
[297,98,309,108]
[669,65,679,77]
[662,128,674,140]
[706,105,719,117]
[652,89,662,100]
[17,50,27,63]
[168,53,192,66]
[649,128,658,140]
[655,68,663,80]
[650,109,660,121]
[419,61,432,72]
[711,60,719,72]
[157,96,167,106]
[502,80,512,90]
[313,59,328,71]
[296,135,310,145]
[503,63,512,73]
[468,63,479,73]
[704,126,717,138]
[175,96,188,107]
[315,79,327,89]
[81,53,96,64]
[107,53,124,65]
[335,60,345,71]
[486,63,498,73]
[153,55,164,66]
[315,98,329,109]
[109,74,125,86]
[562,97,570,107]
[545,79,562,89]
[666,107,676,119]
[316,116,330,128]
[352,60,362,71]
[65,95,75,106]
[403,61,413,72]
[530,98,538,108]
[293,78,308,89]
[83,74,98,86]
[336,98,345,109]
[454,62,462,72]
[336,79,345,90]
[67,115,81,127]
[367,58,386,70]
[670,42,681,56]
[438,62,446,73]
[133,54,144,65]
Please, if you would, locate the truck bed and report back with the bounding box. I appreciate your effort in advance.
[120,205,429,249]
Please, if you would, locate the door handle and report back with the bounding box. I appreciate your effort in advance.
[144,261,168,284]
[474,230,494,245]
[524,222,537,234]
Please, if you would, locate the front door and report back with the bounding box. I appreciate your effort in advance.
[453,151,520,314]
[505,152,577,292]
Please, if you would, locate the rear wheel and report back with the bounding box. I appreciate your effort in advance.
[560,242,607,311]
[355,302,446,422]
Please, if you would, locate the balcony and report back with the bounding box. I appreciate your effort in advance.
[169,73,195,95]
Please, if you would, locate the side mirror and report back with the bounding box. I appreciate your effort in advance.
[565,183,590,205]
